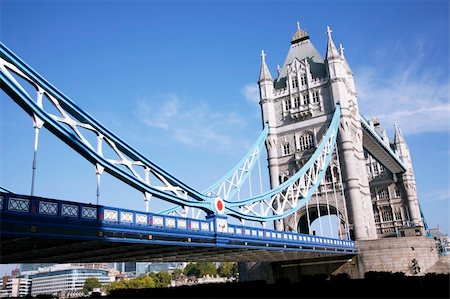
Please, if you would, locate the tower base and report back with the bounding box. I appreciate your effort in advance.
[239,236,446,283]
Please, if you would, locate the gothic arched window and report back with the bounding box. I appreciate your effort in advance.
[293,95,300,108]
[378,188,389,200]
[284,98,291,111]
[282,142,290,156]
[381,206,393,222]
[291,76,298,89]
[300,74,307,85]
[312,91,320,103]
[298,133,314,151]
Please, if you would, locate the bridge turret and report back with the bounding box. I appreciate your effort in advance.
[394,123,423,228]
[326,26,377,240]
[258,50,282,230]
[258,50,276,127]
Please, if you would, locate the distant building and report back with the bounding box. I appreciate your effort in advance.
[3,276,31,297]
[19,264,55,274]
[70,263,109,270]
[31,268,113,297]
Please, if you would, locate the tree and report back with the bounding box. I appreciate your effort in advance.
[218,262,239,279]
[83,277,101,295]
[231,262,238,278]
[197,262,217,277]
[171,268,183,280]
[149,271,172,288]
[217,262,233,278]
[104,276,156,294]
[184,262,218,278]
[183,262,201,278]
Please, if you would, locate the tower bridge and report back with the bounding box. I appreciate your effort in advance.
[0,23,442,279]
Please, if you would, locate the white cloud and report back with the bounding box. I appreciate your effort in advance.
[355,39,450,136]
[241,83,260,104]
[422,188,450,203]
[135,94,247,150]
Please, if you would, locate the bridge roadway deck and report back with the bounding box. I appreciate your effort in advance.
[0,192,356,263]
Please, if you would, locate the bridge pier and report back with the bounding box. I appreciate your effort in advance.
[239,236,444,283]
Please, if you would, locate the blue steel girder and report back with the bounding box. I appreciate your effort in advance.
[0,42,215,214]
[0,191,357,263]
[0,42,342,223]
[160,124,269,216]
[222,105,341,222]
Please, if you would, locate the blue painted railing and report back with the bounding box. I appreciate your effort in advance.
[0,192,356,252]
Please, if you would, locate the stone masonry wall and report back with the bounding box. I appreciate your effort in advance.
[353,236,440,277]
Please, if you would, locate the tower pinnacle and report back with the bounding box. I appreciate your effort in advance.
[326,26,332,39]
[291,21,309,44]
[258,49,273,82]
[394,122,405,144]
[339,43,345,57]
[326,25,340,60]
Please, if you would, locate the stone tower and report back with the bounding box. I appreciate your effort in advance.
[365,120,424,237]
[258,23,379,240]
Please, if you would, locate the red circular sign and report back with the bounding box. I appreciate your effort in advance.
[214,197,225,214]
[217,200,223,211]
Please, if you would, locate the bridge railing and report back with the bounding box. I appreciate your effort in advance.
[0,192,356,251]
[226,223,354,248]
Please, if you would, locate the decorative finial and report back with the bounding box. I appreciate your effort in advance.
[371,115,380,126]
[326,26,332,39]
[261,50,266,61]
[276,65,281,75]
[291,22,309,44]
[394,121,398,130]
[339,44,345,56]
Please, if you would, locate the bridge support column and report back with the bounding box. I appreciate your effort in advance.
[336,107,377,241]
[238,262,275,284]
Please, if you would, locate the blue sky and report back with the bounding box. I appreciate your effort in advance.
[0,0,449,273]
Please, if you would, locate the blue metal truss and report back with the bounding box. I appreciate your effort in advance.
[0,192,357,257]
[222,105,341,222]
[0,42,342,224]
[0,42,215,213]
[160,124,269,215]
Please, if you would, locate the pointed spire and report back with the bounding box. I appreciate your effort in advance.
[259,50,273,82]
[291,21,309,44]
[339,43,345,58]
[326,26,340,60]
[394,122,405,144]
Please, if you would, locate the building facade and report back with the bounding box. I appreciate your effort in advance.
[31,268,112,297]
[258,23,424,241]
[2,277,31,297]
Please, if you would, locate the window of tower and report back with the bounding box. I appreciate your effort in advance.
[300,74,307,85]
[303,93,310,105]
[381,206,393,222]
[374,213,381,223]
[293,95,300,108]
[372,163,380,176]
[394,185,402,197]
[395,209,402,221]
[378,188,389,200]
[312,91,320,103]
[282,143,290,156]
[284,99,291,111]
[298,133,314,151]
[291,77,298,89]
[379,164,386,175]
[373,204,381,223]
